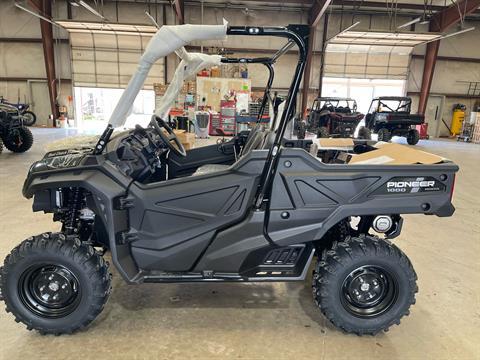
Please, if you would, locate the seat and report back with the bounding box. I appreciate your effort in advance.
[192,128,272,176]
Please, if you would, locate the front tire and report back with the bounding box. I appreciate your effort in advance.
[312,235,417,335]
[0,233,111,335]
[357,126,371,140]
[407,129,420,145]
[297,121,306,140]
[3,126,33,153]
[377,128,391,142]
[317,126,329,138]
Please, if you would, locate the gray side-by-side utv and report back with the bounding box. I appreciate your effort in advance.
[0,23,458,336]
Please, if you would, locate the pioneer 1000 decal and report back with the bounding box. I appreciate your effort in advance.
[373,176,446,194]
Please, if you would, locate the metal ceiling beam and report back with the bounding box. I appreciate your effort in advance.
[332,0,461,12]
[222,0,312,3]
[430,0,480,31]
[174,0,185,24]
[30,0,59,125]
[418,0,480,114]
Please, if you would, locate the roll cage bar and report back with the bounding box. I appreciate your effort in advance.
[370,97,412,113]
[221,39,296,131]
[312,97,358,112]
[224,25,309,208]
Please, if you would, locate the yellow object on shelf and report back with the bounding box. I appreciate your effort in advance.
[451,107,465,136]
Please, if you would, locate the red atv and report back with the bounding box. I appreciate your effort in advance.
[306,97,364,138]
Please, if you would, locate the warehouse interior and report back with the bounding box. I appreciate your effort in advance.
[0,0,479,359]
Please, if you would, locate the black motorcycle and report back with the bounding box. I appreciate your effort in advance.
[0,97,36,126]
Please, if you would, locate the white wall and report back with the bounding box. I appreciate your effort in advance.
[407,21,480,134]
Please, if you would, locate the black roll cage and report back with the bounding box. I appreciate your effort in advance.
[369,97,412,113]
[312,97,358,112]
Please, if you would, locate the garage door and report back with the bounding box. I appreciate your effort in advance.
[57,21,164,89]
[324,31,442,80]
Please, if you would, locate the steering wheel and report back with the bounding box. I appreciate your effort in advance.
[150,115,186,157]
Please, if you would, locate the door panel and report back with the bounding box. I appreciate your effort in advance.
[425,96,444,138]
[127,167,260,271]
[31,82,51,127]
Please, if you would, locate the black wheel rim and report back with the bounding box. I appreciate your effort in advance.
[23,113,34,124]
[19,264,81,318]
[9,130,23,147]
[341,265,397,318]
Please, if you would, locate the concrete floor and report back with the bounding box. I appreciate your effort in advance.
[0,128,479,360]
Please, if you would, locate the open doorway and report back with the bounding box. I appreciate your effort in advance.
[322,77,406,114]
[74,87,155,131]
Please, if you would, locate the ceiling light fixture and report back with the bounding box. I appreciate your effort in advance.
[145,11,160,29]
[398,14,431,29]
[424,26,475,43]
[75,0,106,20]
[397,17,422,29]
[327,21,361,42]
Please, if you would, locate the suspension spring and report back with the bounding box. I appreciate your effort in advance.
[65,187,83,234]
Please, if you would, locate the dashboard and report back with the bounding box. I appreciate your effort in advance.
[105,126,169,181]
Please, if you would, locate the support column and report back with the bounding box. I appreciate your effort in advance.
[318,13,329,97]
[417,40,440,115]
[163,3,168,84]
[301,0,332,115]
[32,0,58,124]
[417,0,480,114]
[174,0,184,24]
[301,26,315,115]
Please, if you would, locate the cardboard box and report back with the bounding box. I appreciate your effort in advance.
[210,67,221,77]
[173,129,195,149]
[154,83,167,96]
[348,142,447,165]
[183,142,194,150]
[315,138,354,150]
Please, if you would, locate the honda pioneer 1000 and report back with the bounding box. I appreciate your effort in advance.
[0,23,458,336]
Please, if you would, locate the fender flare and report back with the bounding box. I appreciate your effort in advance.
[24,168,140,283]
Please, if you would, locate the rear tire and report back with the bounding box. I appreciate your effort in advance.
[377,128,391,142]
[317,126,329,138]
[21,111,36,126]
[3,126,33,153]
[407,129,420,145]
[0,233,112,335]
[312,235,417,335]
[357,127,371,140]
[297,121,306,140]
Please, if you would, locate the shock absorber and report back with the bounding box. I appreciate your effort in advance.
[64,187,83,235]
